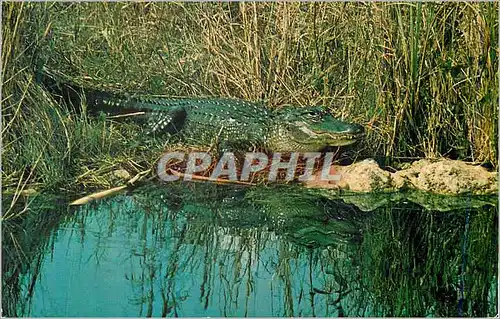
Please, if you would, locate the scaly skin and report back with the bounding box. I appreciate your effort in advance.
[88,94,365,152]
[39,72,364,152]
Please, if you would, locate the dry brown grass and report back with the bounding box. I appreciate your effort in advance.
[2,2,498,195]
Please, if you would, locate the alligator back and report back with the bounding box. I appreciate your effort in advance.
[38,71,364,152]
[38,71,275,147]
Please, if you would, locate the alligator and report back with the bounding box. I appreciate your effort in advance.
[40,71,364,153]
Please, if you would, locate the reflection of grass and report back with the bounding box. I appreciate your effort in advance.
[2,184,497,316]
[139,183,498,316]
[2,2,498,197]
[108,184,364,316]
[359,203,498,316]
[2,195,68,316]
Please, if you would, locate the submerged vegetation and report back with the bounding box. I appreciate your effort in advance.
[2,184,498,316]
[2,2,498,197]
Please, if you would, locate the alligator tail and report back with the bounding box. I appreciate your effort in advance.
[36,70,146,119]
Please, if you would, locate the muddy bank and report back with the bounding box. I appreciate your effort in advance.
[305,159,498,195]
[64,158,497,207]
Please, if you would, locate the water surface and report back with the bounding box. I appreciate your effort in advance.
[3,183,498,317]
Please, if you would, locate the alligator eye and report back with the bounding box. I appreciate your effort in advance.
[304,110,324,122]
[306,108,328,117]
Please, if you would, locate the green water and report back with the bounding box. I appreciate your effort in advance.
[2,183,498,317]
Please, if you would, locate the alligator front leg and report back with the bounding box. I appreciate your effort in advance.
[216,140,261,158]
[146,106,187,136]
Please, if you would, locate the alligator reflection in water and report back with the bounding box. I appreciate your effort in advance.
[2,183,498,317]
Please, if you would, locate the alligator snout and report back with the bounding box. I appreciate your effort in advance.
[348,123,365,135]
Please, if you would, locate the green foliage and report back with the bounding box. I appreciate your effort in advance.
[2,2,498,194]
[359,204,497,316]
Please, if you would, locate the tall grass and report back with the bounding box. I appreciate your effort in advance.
[2,2,498,195]
[2,3,165,201]
[359,203,497,316]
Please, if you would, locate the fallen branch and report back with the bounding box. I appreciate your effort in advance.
[69,185,128,206]
[168,169,256,186]
[70,168,152,206]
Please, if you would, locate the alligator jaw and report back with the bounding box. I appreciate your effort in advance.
[295,120,364,148]
[317,131,364,147]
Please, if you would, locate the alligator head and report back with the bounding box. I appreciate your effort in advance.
[270,106,365,152]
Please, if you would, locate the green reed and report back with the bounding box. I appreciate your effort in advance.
[2,2,498,195]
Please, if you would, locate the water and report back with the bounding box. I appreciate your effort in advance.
[2,183,498,317]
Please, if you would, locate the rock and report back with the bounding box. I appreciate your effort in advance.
[304,158,497,195]
[393,159,497,195]
[335,159,393,192]
[305,159,393,192]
